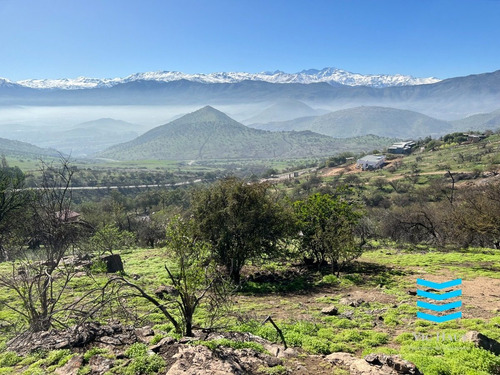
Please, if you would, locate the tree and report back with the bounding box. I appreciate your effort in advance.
[294,192,363,275]
[192,177,292,283]
[0,160,28,261]
[89,224,135,255]
[110,217,230,336]
[0,158,96,332]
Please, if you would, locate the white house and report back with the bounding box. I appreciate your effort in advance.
[356,155,386,170]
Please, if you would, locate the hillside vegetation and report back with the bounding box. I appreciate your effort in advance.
[0,132,499,374]
[98,106,394,161]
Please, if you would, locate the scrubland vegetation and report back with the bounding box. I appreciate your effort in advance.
[0,131,499,374]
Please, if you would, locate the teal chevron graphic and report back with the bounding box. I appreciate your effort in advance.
[417,289,462,300]
[416,278,462,289]
[417,300,462,312]
[417,311,462,323]
[416,278,462,323]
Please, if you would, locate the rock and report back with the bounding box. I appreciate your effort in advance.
[154,285,179,299]
[321,306,339,315]
[54,354,83,375]
[165,344,281,375]
[266,345,280,357]
[325,352,357,366]
[100,254,124,273]
[339,297,365,307]
[99,336,123,346]
[327,353,421,375]
[6,322,138,355]
[89,355,114,374]
[278,347,298,358]
[149,337,177,353]
[340,310,355,320]
[363,354,421,374]
[135,326,154,343]
[462,331,500,355]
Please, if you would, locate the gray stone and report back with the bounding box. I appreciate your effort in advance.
[462,331,500,355]
[321,306,339,315]
[54,354,83,375]
[363,354,421,374]
[100,254,124,273]
[339,297,366,307]
[89,355,114,374]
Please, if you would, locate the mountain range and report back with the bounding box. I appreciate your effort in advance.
[4,68,439,90]
[1,69,498,120]
[97,106,394,161]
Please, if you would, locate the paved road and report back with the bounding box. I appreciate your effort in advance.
[24,179,204,191]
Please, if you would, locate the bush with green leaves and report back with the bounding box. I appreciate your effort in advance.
[294,191,363,274]
[123,343,165,375]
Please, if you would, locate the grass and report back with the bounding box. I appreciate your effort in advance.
[0,243,499,374]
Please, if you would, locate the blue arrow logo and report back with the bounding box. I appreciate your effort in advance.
[416,278,462,290]
[416,278,462,323]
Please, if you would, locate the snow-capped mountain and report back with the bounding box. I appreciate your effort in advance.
[14,68,440,90]
[0,77,19,88]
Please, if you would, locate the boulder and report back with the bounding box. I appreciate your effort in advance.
[6,322,137,355]
[165,344,282,375]
[339,297,366,307]
[100,254,124,273]
[321,306,339,315]
[154,285,179,299]
[89,355,114,374]
[326,353,421,375]
[462,331,500,355]
[363,354,421,374]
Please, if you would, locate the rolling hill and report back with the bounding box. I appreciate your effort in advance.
[0,137,59,158]
[451,108,500,131]
[18,118,141,157]
[251,106,454,139]
[98,106,394,161]
[242,100,328,124]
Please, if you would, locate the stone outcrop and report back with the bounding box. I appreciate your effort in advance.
[6,321,138,355]
[165,345,281,375]
[326,352,421,375]
[100,254,124,273]
[462,331,500,355]
[7,324,286,375]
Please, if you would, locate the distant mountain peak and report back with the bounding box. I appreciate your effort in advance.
[12,68,441,90]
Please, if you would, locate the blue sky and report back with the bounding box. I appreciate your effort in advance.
[1,0,499,80]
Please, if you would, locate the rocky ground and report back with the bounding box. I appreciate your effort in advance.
[5,321,499,375]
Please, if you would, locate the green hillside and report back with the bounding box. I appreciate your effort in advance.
[0,137,59,158]
[242,99,327,124]
[451,108,500,131]
[98,106,394,161]
[254,106,453,139]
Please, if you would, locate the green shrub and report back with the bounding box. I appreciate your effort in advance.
[320,274,340,286]
[123,343,165,375]
[124,354,165,375]
[83,347,110,363]
[195,339,266,353]
[301,336,331,354]
[125,343,148,358]
[0,351,21,367]
[400,341,500,375]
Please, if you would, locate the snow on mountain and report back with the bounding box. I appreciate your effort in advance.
[0,77,19,88]
[14,68,441,90]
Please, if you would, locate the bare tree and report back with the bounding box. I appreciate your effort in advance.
[109,216,231,336]
[0,157,97,332]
